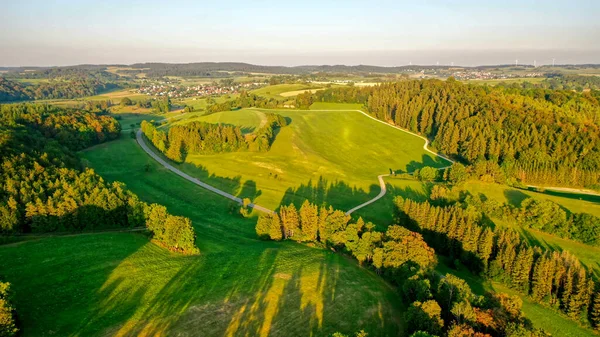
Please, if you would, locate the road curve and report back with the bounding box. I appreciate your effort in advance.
[345,174,390,215]
[341,109,454,215]
[136,129,274,214]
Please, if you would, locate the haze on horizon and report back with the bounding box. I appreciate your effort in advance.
[1,0,599,67]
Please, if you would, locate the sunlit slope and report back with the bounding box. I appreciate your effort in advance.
[0,135,404,336]
[170,108,265,133]
[173,108,450,216]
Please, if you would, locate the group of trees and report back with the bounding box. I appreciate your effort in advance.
[141,112,287,162]
[394,196,600,329]
[256,201,437,277]
[205,90,285,114]
[298,79,600,189]
[402,273,545,337]
[0,281,18,337]
[0,104,198,254]
[257,201,542,336]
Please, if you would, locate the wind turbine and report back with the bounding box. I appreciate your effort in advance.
[552,58,556,67]
[534,60,536,68]
[515,59,518,66]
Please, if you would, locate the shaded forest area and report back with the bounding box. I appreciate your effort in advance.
[0,104,198,254]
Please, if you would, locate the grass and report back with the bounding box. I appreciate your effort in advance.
[250,84,322,100]
[169,108,265,133]
[158,107,449,225]
[0,133,404,336]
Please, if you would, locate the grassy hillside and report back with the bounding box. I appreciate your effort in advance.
[0,134,404,337]
[160,107,449,224]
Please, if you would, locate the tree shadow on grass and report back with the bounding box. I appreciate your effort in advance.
[78,242,402,337]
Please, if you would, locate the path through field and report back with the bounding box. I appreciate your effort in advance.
[136,109,455,214]
[136,129,275,213]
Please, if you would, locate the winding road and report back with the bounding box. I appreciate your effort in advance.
[135,109,455,215]
[136,129,275,214]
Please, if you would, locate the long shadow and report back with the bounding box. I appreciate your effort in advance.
[522,186,600,203]
[503,189,530,207]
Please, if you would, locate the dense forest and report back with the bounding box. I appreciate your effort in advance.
[0,104,198,254]
[256,201,545,337]
[395,195,600,330]
[296,79,600,189]
[540,74,600,91]
[141,111,287,161]
[0,77,120,102]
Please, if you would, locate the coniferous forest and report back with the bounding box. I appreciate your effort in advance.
[297,79,600,189]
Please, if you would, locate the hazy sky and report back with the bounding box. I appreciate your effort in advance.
[1,0,599,66]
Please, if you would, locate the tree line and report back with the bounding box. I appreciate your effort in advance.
[0,77,120,102]
[0,104,198,254]
[394,196,600,330]
[205,90,285,114]
[140,111,287,161]
[296,79,600,189]
[256,201,544,336]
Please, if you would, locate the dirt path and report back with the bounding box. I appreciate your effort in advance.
[136,130,274,214]
[525,185,600,197]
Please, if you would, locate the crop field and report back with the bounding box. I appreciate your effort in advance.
[0,132,405,336]
[163,106,450,224]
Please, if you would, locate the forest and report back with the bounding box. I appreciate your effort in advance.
[141,111,287,161]
[0,104,198,254]
[395,195,600,331]
[256,201,546,337]
[0,77,120,102]
[296,79,600,189]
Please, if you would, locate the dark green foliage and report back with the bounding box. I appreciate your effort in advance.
[0,76,119,102]
[0,104,198,254]
[140,112,287,159]
[257,201,437,276]
[302,80,600,188]
[394,196,595,328]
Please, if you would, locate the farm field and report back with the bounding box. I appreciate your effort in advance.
[250,84,324,100]
[0,132,405,336]
[161,106,450,224]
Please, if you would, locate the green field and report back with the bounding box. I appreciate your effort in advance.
[250,84,323,100]
[0,133,405,336]
[164,107,449,224]
[169,108,264,133]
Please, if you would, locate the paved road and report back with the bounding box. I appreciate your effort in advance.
[136,129,274,214]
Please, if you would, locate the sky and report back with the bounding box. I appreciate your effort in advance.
[1,0,599,67]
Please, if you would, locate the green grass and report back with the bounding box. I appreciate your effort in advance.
[169,108,264,133]
[250,84,322,100]
[160,107,449,225]
[0,134,404,336]
[460,181,600,274]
